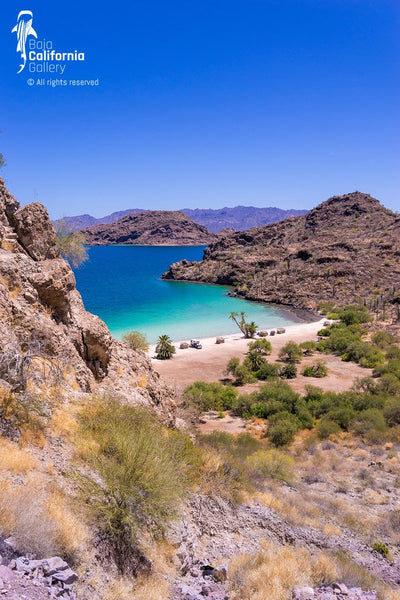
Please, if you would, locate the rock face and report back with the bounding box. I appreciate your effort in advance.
[163,192,400,310]
[83,210,216,246]
[0,178,175,422]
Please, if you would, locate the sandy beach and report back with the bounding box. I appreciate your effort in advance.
[149,318,324,387]
[149,317,372,396]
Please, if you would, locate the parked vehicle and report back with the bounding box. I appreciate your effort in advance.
[190,339,202,349]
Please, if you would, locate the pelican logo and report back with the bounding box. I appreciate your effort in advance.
[12,10,38,74]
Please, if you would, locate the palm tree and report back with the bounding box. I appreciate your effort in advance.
[155,334,176,360]
[229,311,257,338]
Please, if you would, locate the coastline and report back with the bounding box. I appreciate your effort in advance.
[148,317,327,389]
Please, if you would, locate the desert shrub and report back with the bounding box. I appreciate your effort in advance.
[300,341,317,356]
[231,393,256,418]
[246,350,268,371]
[319,327,361,356]
[336,306,371,326]
[376,373,400,396]
[351,409,387,436]
[371,331,397,349]
[122,331,149,352]
[279,341,303,363]
[278,362,297,379]
[246,449,295,483]
[184,381,237,413]
[268,412,299,447]
[317,301,335,314]
[226,356,240,376]
[383,398,400,427]
[326,406,356,431]
[386,346,400,360]
[256,362,280,380]
[248,338,272,354]
[76,397,200,573]
[55,219,88,267]
[0,393,51,445]
[235,363,257,385]
[316,419,342,439]
[303,360,328,378]
[372,542,389,558]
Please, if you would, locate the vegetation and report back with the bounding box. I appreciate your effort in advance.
[229,311,258,338]
[122,330,149,352]
[372,542,389,558]
[184,381,238,412]
[76,398,200,573]
[303,360,328,378]
[155,334,176,360]
[278,341,303,363]
[55,218,88,267]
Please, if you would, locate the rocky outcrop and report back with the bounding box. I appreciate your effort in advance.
[83,210,216,246]
[0,178,175,423]
[163,192,400,311]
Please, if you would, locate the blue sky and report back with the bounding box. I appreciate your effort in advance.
[0,0,398,218]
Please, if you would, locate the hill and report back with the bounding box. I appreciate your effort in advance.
[54,205,308,233]
[163,192,400,310]
[83,210,217,245]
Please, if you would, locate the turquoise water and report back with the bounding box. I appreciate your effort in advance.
[73,246,307,343]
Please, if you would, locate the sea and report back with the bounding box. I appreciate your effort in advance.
[73,246,310,344]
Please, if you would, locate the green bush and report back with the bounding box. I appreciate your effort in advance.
[279,341,303,363]
[316,419,342,439]
[246,449,295,483]
[278,362,298,379]
[384,398,400,427]
[184,381,238,412]
[268,412,299,447]
[352,409,387,436]
[386,346,400,360]
[300,341,317,356]
[256,362,280,380]
[122,330,149,352]
[337,306,371,326]
[76,398,200,573]
[371,331,397,349]
[372,542,389,558]
[303,360,328,378]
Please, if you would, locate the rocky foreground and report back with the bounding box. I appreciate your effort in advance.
[83,210,216,246]
[163,192,400,311]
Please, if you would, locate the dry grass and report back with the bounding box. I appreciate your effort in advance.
[0,438,37,473]
[229,542,337,600]
[46,491,89,559]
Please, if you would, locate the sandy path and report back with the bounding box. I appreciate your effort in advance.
[150,318,371,396]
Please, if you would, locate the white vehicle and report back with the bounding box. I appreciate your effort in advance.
[190,339,202,349]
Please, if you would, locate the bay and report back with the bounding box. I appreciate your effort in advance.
[73,246,307,343]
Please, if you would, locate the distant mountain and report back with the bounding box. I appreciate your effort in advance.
[53,209,146,231]
[83,210,217,246]
[163,192,400,310]
[54,206,308,233]
[181,206,308,233]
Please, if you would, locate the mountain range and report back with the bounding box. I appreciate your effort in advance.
[54,206,308,233]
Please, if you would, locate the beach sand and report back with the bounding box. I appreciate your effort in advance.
[149,318,371,396]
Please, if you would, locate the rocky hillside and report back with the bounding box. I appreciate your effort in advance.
[0,178,175,422]
[83,210,216,246]
[163,192,400,310]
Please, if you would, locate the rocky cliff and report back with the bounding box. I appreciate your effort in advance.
[83,210,216,246]
[0,178,175,422]
[163,192,400,310]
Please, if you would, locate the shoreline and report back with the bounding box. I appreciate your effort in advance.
[148,318,329,390]
[148,317,325,356]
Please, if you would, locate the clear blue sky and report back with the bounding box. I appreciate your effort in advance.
[0,0,398,218]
